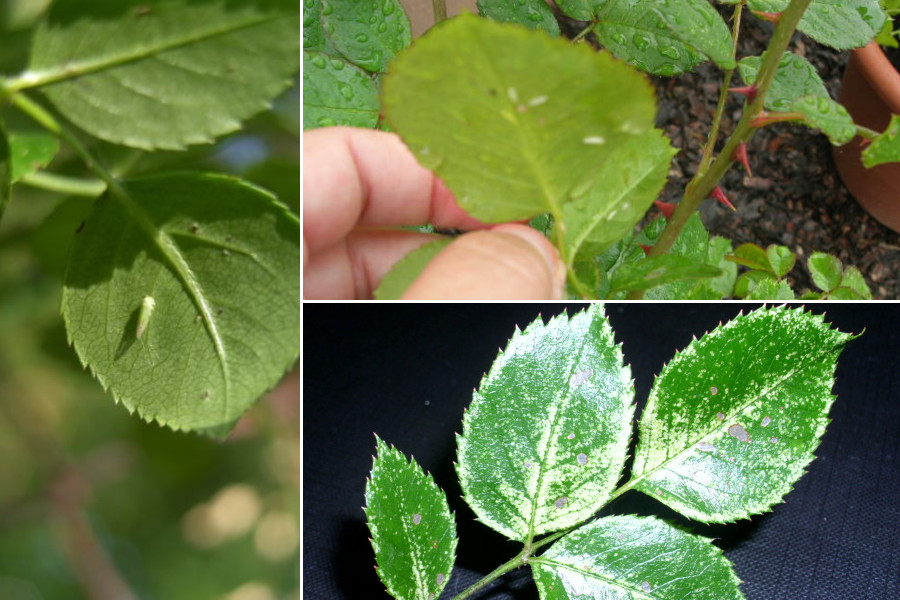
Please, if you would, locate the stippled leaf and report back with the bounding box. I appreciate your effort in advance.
[366,436,456,600]
[747,0,885,49]
[321,0,410,73]
[62,173,300,433]
[863,114,900,168]
[630,306,855,522]
[303,51,380,130]
[531,515,744,600]
[383,14,665,224]
[766,245,796,279]
[838,266,873,299]
[609,255,722,293]
[374,238,453,300]
[595,0,734,77]
[477,0,560,36]
[744,277,794,300]
[457,306,634,541]
[28,0,300,150]
[807,252,843,292]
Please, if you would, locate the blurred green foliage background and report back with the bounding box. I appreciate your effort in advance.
[0,1,300,597]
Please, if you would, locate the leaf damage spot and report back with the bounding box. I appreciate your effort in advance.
[527,95,548,107]
[567,433,575,440]
[642,581,652,593]
[554,496,568,509]
[761,416,772,427]
[436,573,445,585]
[728,423,750,443]
[770,437,779,444]
[698,442,715,452]
[507,87,519,102]
[524,461,532,469]
[412,513,422,525]
[710,386,718,395]
[582,136,606,145]
[577,453,588,466]
[569,369,593,387]
[716,412,725,421]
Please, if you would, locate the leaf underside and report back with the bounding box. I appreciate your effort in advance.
[374,238,452,300]
[631,306,855,522]
[366,436,457,600]
[457,305,634,541]
[29,0,301,150]
[62,173,300,433]
[532,515,744,600]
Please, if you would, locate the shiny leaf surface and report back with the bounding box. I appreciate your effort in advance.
[457,306,634,541]
[532,515,744,600]
[303,51,380,130]
[737,52,829,111]
[631,306,855,522]
[321,0,410,73]
[477,0,560,36]
[366,436,457,600]
[863,114,900,168]
[747,0,885,49]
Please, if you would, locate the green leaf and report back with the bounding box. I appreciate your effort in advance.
[564,131,676,264]
[532,515,744,600]
[303,0,333,54]
[747,0,885,49]
[610,254,721,293]
[630,306,855,522]
[791,95,857,146]
[0,123,9,224]
[477,0,560,36]
[303,51,380,130]
[827,286,865,300]
[366,436,457,600]
[733,270,775,298]
[737,52,829,111]
[8,131,59,183]
[457,306,634,541]
[383,14,664,223]
[862,114,900,168]
[555,0,604,21]
[807,251,843,292]
[744,277,794,300]
[596,0,735,76]
[595,0,708,76]
[321,0,410,73]
[28,0,301,150]
[32,196,95,279]
[766,244,796,279]
[374,238,452,300]
[839,266,873,299]
[727,242,772,272]
[62,173,300,433]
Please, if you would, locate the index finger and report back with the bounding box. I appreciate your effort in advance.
[302,126,486,255]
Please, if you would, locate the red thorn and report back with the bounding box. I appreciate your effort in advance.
[859,138,873,149]
[639,244,653,256]
[710,186,736,211]
[653,200,676,219]
[733,142,752,176]
[728,84,758,104]
[753,11,782,24]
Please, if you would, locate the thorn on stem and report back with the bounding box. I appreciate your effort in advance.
[733,142,752,176]
[729,84,758,104]
[710,186,736,211]
[639,244,653,256]
[653,200,676,219]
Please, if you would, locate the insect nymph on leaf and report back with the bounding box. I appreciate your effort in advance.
[136,296,155,340]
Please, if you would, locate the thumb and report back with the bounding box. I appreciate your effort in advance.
[401,224,566,300]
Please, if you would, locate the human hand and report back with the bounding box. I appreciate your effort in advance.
[303,127,565,299]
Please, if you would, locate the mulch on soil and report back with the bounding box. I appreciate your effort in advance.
[608,16,900,299]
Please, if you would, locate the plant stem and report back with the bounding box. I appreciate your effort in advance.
[432,0,447,23]
[20,171,107,197]
[571,21,597,44]
[452,547,528,600]
[627,0,814,299]
[698,3,744,174]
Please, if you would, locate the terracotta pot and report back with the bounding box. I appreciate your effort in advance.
[833,42,900,232]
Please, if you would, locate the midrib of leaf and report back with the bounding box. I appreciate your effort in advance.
[628,339,832,494]
[469,30,564,228]
[566,154,663,267]
[532,558,655,599]
[108,179,232,420]
[525,337,589,542]
[397,487,427,597]
[9,12,284,92]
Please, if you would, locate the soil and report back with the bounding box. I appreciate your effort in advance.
[582,16,900,298]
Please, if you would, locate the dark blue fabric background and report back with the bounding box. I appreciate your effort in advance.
[303,303,900,599]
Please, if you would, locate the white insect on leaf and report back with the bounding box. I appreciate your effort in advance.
[136,296,156,340]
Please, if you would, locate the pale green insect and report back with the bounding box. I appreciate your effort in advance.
[136,296,156,340]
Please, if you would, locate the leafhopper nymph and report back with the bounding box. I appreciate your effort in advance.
[136,296,156,340]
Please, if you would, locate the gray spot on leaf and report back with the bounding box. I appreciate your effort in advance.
[569,369,593,387]
[710,386,718,395]
[642,581,652,593]
[698,442,715,452]
[436,573,445,585]
[716,412,725,421]
[413,513,422,525]
[577,453,588,466]
[567,433,575,440]
[554,496,568,509]
[770,437,779,443]
[761,416,772,427]
[728,423,750,442]
[524,461,532,469]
